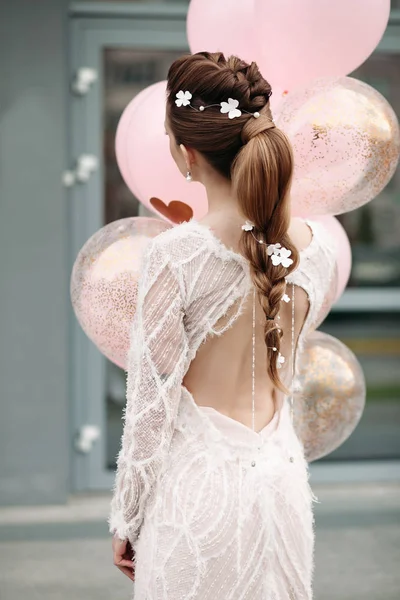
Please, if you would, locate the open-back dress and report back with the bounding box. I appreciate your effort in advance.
[109,217,337,600]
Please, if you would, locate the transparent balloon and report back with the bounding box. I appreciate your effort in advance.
[70,217,172,368]
[293,331,366,462]
[278,77,400,217]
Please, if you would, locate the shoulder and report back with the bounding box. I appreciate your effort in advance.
[145,219,249,305]
[288,217,314,252]
[146,220,226,266]
[289,216,338,258]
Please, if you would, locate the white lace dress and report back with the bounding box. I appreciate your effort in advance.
[109,218,337,600]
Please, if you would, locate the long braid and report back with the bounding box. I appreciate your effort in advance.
[166,52,299,393]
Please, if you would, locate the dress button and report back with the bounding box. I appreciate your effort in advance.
[251,461,256,467]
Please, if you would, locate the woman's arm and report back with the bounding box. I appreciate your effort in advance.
[108,239,189,544]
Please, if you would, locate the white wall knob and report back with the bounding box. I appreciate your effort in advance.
[75,154,99,183]
[72,67,98,96]
[75,425,101,454]
[62,170,76,188]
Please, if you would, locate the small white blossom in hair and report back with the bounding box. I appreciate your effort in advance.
[282,293,291,303]
[241,220,254,231]
[271,246,294,268]
[175,90,192,107]
[220,98,242,119]
[277,353,285,369]
[267,243,282,256]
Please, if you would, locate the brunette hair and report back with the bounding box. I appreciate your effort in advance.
[166,51,299,394]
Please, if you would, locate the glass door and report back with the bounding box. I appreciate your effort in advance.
[69,4,400,490]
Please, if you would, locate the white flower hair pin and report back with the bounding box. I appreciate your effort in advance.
[269,346,286,369]
[241,223,294,268]
[277,353,286,369]
[241,220,254,231]
[267,243,282,256]
[175,90,192,107]
[270,247,294,268]
[220,98,242,119]
[175,90,262,119]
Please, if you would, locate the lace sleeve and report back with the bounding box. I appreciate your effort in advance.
[108,238,189,542]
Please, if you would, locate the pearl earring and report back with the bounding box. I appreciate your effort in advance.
[186,170,192,182]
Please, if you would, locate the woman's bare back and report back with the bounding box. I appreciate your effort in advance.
[182,217,313,433]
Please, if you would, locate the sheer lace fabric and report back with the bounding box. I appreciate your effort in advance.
[109,218,337,599]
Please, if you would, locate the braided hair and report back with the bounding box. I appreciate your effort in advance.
[166,51,300,394]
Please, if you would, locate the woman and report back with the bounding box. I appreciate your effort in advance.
[109,52,337,599]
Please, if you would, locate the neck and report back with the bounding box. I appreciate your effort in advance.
[201,171,243,222]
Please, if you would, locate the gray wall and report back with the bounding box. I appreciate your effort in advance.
[0,0,70,505]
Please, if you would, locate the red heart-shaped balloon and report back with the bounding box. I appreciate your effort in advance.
[150,197,193,224]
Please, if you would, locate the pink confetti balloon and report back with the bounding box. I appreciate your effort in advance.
[115,80,208,224]
[187,0,257,65]
[278,77,400,217]
[269,87,289,121]
[70,217,172,369]
[254,0,390,90]
[294,331,366,462]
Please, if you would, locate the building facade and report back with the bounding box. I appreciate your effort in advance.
[1,0,399,506]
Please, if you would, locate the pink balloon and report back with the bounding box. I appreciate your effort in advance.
[278,77,400,217]
[294,331,366,462]
[70,217,172,369]
[187,0,257,65]
[115,80,208,224]
[310,216,352,302]
[115,83,160,198]
[254,0,390,90]
[269,87,289,120]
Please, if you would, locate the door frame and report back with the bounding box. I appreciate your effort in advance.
[68,8,189,491]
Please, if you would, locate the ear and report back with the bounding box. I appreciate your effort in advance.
[179,144,196,170]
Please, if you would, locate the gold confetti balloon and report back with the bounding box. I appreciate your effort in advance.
[70,217,172,368]
[293,331,366,462]
[277,77,400,217]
